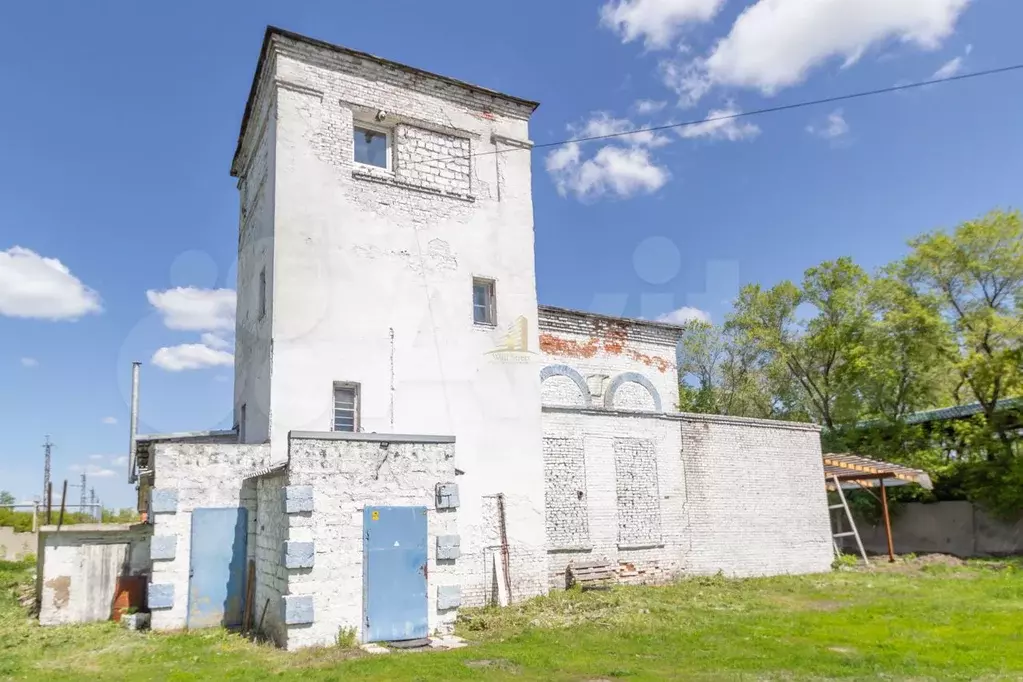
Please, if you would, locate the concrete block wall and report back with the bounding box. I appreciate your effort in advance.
[282,434,460,650]
[253,471,288,645]
[677,413,833,577]
[147,443,272,630]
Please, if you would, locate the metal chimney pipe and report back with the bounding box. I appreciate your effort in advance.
[128,361,141,483]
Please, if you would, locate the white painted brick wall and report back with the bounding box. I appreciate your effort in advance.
[148,443,272,631]
[540,375,588,407]
[283,436,459,650]
[543,437,589,549]
[233,32,549,614]
[540,407,833,588]
[394,124,471,196]
[538,311,680,412]
[542,409,685,589]
[254,471,287,646]
[678,414,833,576]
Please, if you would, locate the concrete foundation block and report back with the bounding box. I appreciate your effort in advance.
[437,585,461,610]
[148,583,174,609]
[437,534,460,560]
[435,482,459,510]
[282,595,314,625]
[284,541,315,569]
[150,535,176,561]
[284,485,314,513]
[148,488,178,514]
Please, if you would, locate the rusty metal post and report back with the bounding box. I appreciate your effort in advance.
[880,481,895,562]
[496,493,512,603]
[57,480,68,530]
[46,482,53,525]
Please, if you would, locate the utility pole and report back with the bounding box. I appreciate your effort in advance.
[90,488,97,521]
[79,473,87,514]
[42,436,53,506]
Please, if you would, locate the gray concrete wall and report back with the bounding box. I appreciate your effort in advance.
[856,501,1023,558]
[0,527,36,560]
[37,524,151,626]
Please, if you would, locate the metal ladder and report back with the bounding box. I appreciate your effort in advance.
[829,475,869,565]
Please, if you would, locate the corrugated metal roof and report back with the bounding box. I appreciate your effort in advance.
[903,397,1023,425]
[823,453,933,490]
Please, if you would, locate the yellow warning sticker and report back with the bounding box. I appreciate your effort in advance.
[371,510,380,521]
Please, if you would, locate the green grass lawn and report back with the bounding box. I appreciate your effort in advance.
[2,556,1021,681]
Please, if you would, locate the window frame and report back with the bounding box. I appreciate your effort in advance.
[331,381,361,433]
[352,123,392,172]
[472,277,497,327]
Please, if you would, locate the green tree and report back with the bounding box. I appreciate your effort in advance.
[729,258,872,429]
[0,490,14,506]
[899,209,1023,455]
[860,275,953,422]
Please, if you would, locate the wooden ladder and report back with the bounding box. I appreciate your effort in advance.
[830,475,869,565]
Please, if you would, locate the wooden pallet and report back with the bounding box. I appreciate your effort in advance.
[566,560,615,591]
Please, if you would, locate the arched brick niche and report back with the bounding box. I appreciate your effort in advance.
[539,364,591,407]
[604,372,662,412]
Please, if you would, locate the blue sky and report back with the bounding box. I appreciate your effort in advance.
[1,0,1021,508]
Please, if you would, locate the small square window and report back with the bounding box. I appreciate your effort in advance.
[333,383,360,432]
[353,125,390,170]
[473,278,496,326]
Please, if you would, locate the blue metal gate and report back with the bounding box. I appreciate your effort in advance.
[187,507,248,629]
[363,506,428,642]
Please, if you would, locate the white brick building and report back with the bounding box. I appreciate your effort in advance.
[122,27,833,650]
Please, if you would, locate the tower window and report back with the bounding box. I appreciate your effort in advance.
[473,278,496,326]
[333,382,360,432]
[353,125,390,170]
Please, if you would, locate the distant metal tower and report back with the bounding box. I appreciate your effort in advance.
[89,488,98,521]
[79,473,87,513]
[42,436,53,505]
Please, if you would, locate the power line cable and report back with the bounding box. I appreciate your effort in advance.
[417,63,1023,165]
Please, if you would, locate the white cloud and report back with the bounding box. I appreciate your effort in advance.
[665,0,970,103]
[807,109,850,139]
[547,112,674,201]
[634,99,668,114]
[20,357,38,368]
[102,416,118,425]
[600,0,726,49]
[200,332,233,351]
[0,247,102,320]
[111,455,128,466]
[575,111,673,148]
[548,144,670,201]
[146,287,236,332]
[152,343,234,372]
[656,306,711,324]
[89,454,104,461]
[69,463,117,478]
[678,106,760,140]
[932,55,963,78]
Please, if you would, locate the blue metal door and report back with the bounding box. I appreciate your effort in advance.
[187,507,248,629]
[363,506,428,642]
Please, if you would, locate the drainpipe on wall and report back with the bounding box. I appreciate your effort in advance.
[127,361,140,484]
